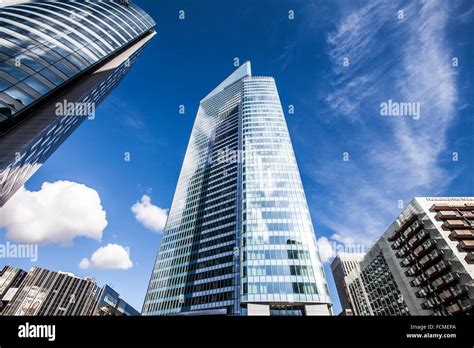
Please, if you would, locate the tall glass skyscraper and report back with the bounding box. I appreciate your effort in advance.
[0,0,155,206]
[143,62,332,316]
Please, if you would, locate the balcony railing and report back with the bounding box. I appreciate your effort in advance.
[445,299,473,315]
[449,229,474,240]
[388,215,417,241]
[435,211,459,220]
[405,264,421,277]
[443,220,472,229]
[458,240,474,251]
[425,261,451,280]
[419,249,444,269]
[431,272,459,290]
[400,255,416,267]
[407,230,429,249]
[465,252,474,264]
[413,239,436,257]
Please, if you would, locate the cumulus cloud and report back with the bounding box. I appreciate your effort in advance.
[0,181,107,245]
[331,233,355,246]
[317,237,335,263]
[80,243,132,270]
[131,195,168,233]
[79,258,90,270]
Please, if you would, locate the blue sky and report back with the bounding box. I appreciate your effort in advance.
[1,0,473,314]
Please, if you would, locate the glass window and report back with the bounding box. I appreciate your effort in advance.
[38,68,65,86]
[53,60,76,78]
[0,62,29,80]
[4,86,33,106]
[23,76,50,95]
[0,78,11,92]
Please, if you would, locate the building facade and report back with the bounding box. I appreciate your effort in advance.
[142,62,332,316]
[2,267,101,315]
[0,0,155,206]
[336,197,474,316]
[0,266,27,313]
[346,244,410,316]
[330,253,364,313]
[95,284,140,316]
[1,266,139,316]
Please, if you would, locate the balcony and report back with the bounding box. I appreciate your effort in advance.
[388,231,400,242]
[405,264,421,277]
[448,229,474,240]
[421,296,443,310]
[443,219,473,229]
[421,301,433,310]
[407,230,429,249]
[389,215,418,241]
[395,245,411,258]
[439,285,468,302]
[458,240,474,251]
[461,211,474,219]
[391,238,404,250]
[419,249,444,269]
[446,302,462,314]
[410,274,427,287]
[430,204,456,211]
[415,288,428,298]
[446,299,473,314]
[422,284,435,296]
[457,299,474,313]
[425,261,451,280]
[465,252,474,264]
[402,221,422,239]
[413,239,437,257]
[435,211,459,220]
[430,204,470,212]
[432,272,459,291]
[400,255,416,267]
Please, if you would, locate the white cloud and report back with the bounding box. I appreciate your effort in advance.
[310,1,460,246]
[0,181,107,245]
[131,195,168,233]
[317,237,335,263]
[79,258,90,269]
[331,233,355,246]
[80,243,132,270]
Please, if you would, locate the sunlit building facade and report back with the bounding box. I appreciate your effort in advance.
[142,62,332,316]
[330,253,364,313]
[2,267,101,316]
[336,197,474,316]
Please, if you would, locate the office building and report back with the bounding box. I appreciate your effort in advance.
[335,197,474,316]
[330,253,364,313]
[2,266,101,315]
[142,62,332,316]
[1,265,139,316]
[346,244,411,316]
[0,266,27,313]
[0,0,156,206]
[95,284,140,316]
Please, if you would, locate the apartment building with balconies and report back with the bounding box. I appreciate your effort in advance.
[336,197,474,316]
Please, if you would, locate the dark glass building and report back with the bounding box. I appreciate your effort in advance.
[95,284,140,316]
[0,0,155,206]
[142,62,332,316]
